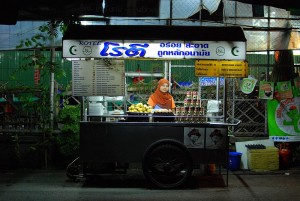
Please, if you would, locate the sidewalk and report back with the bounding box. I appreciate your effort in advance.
[1,168,300,201]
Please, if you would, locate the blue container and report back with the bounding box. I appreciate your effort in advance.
[229,152,242,171]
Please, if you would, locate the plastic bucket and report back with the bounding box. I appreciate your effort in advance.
[229,152,242,171]
[279,148,291,170]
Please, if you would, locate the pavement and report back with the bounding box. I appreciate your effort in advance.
[1,168,300,201]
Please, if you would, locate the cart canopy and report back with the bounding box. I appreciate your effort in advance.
[63,25,247,60]
[63,25,246,41]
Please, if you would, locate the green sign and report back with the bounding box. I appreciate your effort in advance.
[240,77,257,94]
[268,98,300,142]
[259,81,274,99]
[277,81,293,100]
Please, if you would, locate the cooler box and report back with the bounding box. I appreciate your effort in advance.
[247,146,279,171]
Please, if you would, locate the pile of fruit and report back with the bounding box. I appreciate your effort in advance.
[128,103,152,113]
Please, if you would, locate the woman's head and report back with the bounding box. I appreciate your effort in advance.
[157,78,170,93]
[149,78,173,109]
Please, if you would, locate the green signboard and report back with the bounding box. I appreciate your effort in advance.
[268,98,300,142]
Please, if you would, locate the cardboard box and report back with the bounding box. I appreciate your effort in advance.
[247,146,279,171]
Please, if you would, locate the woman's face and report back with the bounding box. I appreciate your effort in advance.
[159,83,169,93]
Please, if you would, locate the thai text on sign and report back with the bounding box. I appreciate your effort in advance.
[195,60,248,78]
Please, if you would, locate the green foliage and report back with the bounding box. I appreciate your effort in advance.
[57,105,80,123]
[12,21,68,122]
[13,21,68,89]
[16,34,46,49]
[12,20,72,166]
[56,105,81,157]
[10,52,66,83]
[16,21,69,49]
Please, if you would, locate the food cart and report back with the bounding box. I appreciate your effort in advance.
[62,25,246,188]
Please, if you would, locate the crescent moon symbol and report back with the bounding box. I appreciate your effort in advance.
[231,46,239,56]
[69,45,77,55]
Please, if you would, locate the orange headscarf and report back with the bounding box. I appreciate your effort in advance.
[149,78,173,109]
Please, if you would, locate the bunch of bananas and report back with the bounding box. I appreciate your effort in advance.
[128,103,152,113]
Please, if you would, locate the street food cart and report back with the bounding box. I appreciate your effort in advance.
[62,25,246,188]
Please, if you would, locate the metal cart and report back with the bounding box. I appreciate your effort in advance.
[67,115,240,189]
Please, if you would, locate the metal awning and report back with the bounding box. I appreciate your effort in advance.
[63,25,246,41]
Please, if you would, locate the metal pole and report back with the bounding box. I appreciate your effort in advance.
[50,48,55,129]
[49,22,56,131]
[168,60,172,89]
[216,77,219,101]
[169,0,172,25]
[47,22,56,169]
[232,78,235,133]
[164,60,168,79]
[265,6,271,135]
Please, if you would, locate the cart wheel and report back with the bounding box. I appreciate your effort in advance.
[142,139,193,189]
[66,157,80,180]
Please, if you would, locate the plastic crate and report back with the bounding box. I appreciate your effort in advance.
[247,146,279,171]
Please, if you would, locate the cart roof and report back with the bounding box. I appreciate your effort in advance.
[63,25,246,41]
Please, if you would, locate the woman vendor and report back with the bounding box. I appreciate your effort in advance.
[147,78,175,111]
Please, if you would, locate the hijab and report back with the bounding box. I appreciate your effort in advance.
[150,78,173,109]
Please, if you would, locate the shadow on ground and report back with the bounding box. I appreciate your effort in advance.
[79,171,227,189]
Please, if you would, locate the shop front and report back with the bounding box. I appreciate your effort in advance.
[62,25,247,188]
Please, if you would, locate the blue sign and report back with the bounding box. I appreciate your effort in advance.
[200,77,225,86]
